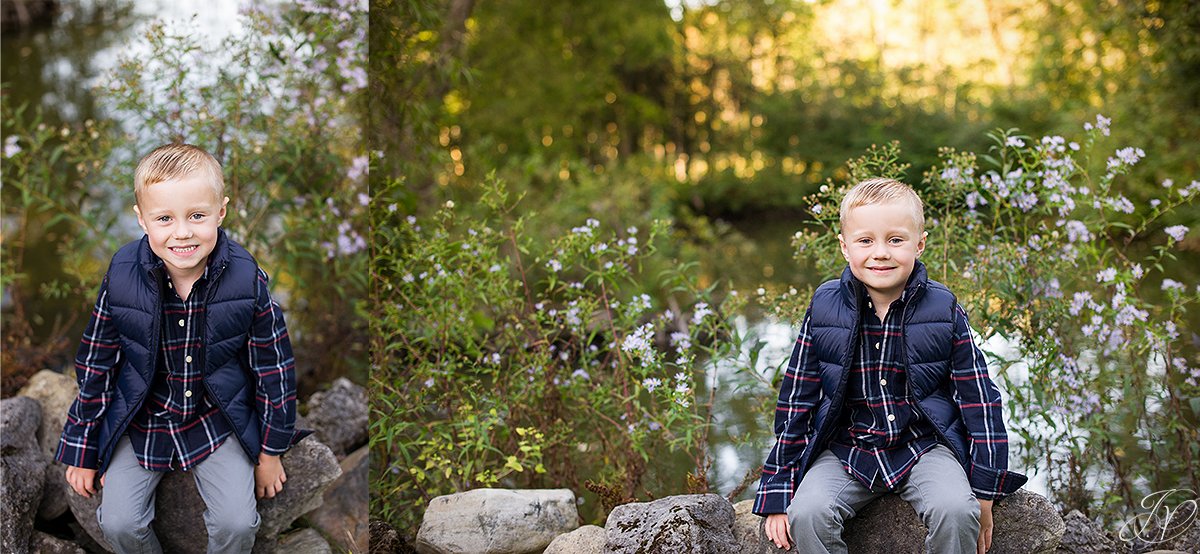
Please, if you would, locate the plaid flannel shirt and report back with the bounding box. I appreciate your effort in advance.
[756,295,1013,514]
[56,265,297,471]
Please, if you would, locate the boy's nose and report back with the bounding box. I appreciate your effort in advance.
[173,224,193,239]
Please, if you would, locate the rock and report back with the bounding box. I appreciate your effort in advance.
[1056,509,1118,553]
[605,494,739,554]
[304,444,368,552]
[544,525,606,554]
[17,369,79,459]
[30,531,86,554]
[992,489,1066,553]
[416,489,579,554]
[732,499,795,553]
[278,528,334,554]
[68,435,343,554]
[368,519,403,554]
[305,377,368,458]
[843,494,926,553]
[39,460,71,520]
[1,396,49,553]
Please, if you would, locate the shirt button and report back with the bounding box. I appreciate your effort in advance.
[880,378,888,386]
[184,390,193,398]
[178,319,185,327]
[868,301,873,308]
[887,413,896,422]
[185,355,193,363]
[875,342,881,350]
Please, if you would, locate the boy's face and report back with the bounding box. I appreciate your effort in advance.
[838,200,927,304]
[133,174,229,280]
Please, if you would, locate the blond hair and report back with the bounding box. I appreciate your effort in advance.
[839,177,924,232]
[134,143,224,205]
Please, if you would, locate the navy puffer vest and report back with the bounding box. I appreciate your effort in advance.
[95,229,264,475]
[799,262,974,477]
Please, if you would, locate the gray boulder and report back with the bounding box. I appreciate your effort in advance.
[992,489,1066,553]
[67,436,342,553]
[416,489,579,554]
[31,531,86,554]
[40,461,71,521]
[1,396,49,553]
[843,494,926,553]
[18,369,80,521]
[605,494,739,554]
[544,525,606,554]
[304,444,368,552]
[17,369,78,459]
[1056,509,1118,553]
[278,528,334,554]
[732,499,794,553]
[305,377,367,458]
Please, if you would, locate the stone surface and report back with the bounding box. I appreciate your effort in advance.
[278,528,334,554]
[732,499,795,554]
[40,460,71,520]
[543,524,606,554]
[843,493,926,553]
[68,436,343,554]
[305,377,368,458]
[416,488,579,554]
[605,494,739,554]
[17,369,79,459]
[30,531,87,554]
[304,444,368,552]
[992,489,1066,553]
[1055,509,1118,553]
[368,519,403,554]
[1,396,49,554]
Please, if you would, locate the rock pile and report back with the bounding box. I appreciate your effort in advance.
[404,487,1071,554]
[3,369,369,554]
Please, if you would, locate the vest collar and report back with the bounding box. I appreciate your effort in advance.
[838,260,930,310]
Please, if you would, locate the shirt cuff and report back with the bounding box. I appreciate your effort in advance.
[55,437,99,470]
[968,462,1028,500]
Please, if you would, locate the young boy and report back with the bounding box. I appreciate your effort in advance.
[754,178,1026,553]
[56,143,307,553]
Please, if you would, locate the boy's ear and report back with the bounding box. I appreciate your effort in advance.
[917,231,928,256]
[217,196,230,223]
[838,233,850,261]
[133,204,148,233]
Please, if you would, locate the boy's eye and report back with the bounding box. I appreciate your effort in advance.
[889,237,904,244]
[156,216,171,223]
[190,213,206,220]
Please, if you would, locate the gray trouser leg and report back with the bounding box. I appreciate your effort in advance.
[98,437,165,554]
[786,450,883,554]
[898,445,981,554]
[191,439,260,554]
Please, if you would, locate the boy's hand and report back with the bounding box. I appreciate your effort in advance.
[254,453,287,499]
[977,498,994,554]
[65,465,99,498]
[764,513,792,550]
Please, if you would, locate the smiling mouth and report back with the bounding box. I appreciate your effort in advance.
[169,245,198,254]
[868,266,895,272]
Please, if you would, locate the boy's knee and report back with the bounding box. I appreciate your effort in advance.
[787,495,843,529]
[99,508,153,544]
[206,509,259,543]
[923,494,980,530]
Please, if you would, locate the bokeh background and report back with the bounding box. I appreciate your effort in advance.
[373,0,1199,542]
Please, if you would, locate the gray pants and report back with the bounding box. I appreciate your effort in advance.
[98,436,259,554]
[788,445,980,554]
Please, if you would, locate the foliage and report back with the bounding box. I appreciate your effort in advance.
[369,175,748,534]
[775,118,1200,522]
[1,0,368,395]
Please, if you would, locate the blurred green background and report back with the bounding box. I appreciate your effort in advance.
[372,0,1199,535]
